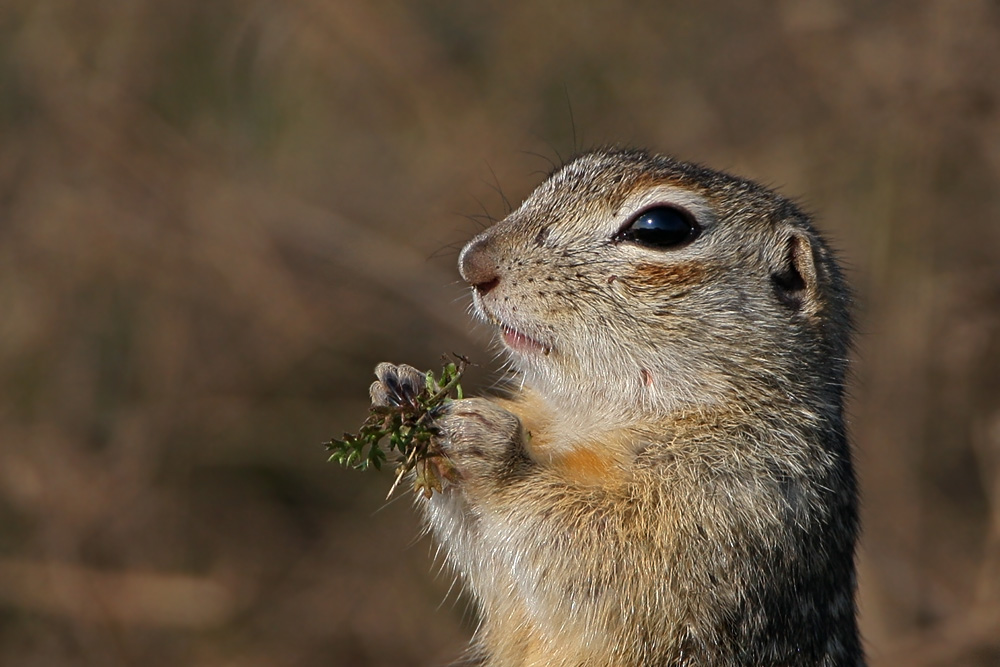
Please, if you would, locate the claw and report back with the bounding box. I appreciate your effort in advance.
[384,373,405,402]
[374,362,397,385]
[395,364,426,403]
[370,380,398,408]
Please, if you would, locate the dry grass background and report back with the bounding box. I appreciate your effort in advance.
[0,1,999,665]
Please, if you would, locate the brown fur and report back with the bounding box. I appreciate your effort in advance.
[625,261,706,289]
[374,148,862,666]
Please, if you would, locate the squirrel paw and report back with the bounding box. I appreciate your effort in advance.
[369,362,426,409]
[435,398,524,484]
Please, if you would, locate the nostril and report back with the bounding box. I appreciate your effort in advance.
[460,235,502,293]
[475,276,500,296]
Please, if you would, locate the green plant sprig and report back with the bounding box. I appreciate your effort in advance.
[325,357,468,499]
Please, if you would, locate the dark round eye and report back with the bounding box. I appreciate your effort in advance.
[614,206,698,249]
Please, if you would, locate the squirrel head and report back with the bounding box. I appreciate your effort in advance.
[460,149,852,428]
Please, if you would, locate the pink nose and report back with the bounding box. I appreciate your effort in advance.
[459,236,500,296]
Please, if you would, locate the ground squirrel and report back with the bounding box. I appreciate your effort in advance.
[372,148,861,666]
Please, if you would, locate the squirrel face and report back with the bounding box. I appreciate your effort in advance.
[459,149,851,427]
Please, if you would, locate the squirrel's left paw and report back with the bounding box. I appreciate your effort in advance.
[369,362,426,409]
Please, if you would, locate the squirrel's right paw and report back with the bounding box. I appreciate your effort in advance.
[369,362,426,409]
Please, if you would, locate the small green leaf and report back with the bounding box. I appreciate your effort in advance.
[324,356,469,498]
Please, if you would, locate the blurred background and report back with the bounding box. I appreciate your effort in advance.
[1,1,998,665]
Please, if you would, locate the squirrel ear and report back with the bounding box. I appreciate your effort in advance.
[771,231,819,311]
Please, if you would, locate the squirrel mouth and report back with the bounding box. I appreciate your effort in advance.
[474,297,552,356]
[500,324,551,356]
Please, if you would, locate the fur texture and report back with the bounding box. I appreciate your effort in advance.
[376,149,862,666]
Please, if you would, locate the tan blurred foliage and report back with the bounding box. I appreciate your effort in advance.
[0,1,998,665]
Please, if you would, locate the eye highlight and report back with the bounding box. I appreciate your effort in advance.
[614,205,699,249]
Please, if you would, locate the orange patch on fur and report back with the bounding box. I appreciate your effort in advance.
[560,447,610,478]
[555,446,630,486]
[497,392,629,485]
[627,261,704,289]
